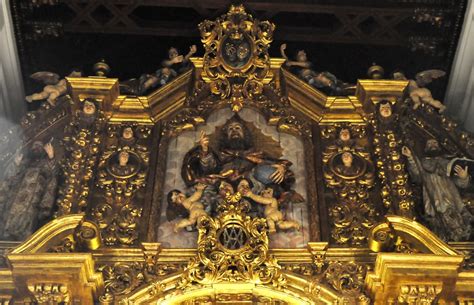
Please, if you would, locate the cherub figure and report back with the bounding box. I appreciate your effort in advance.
[334,151,363,178]
[240,184,300,233]
[26,70,82,105]
[119,127,136,147]
[336,127,355,148]
[109,151,138,177]
[167,183,208,233]
[392,70,446,112]
[218,180,234,198]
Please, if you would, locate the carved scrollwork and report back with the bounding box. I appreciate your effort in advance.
[369,220,421,254]
[162,108,206,136]
[280,263,321,277]
[74,220,101,250]
[324,262,366,296]
[91,203,142,246]
[164,82,311,139]
[47,220,101,252]
[88,125,150,247]
[323,127,378,245]
[180,196,285,288]
[255,85,312,137]
[47,236,75,253]
[306,261,370,303]
[98,262,145,302]
[199,5,274,111]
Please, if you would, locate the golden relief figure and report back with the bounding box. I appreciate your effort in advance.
[0,4,473,305]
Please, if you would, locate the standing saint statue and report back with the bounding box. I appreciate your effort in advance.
[0,141,58,240]
[402,139,472,241]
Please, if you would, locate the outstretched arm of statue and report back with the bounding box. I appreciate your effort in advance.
[280,44,311,68]
[402,146,422,183]
[285,60,311,68]
[184,45,197,62]
[243,190,276,206]
[162,55,184,67]
[186,183,207,204]
[174,218,194,233]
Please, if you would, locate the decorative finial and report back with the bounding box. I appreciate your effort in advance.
[93,59,111,77]
[367,63,385,79]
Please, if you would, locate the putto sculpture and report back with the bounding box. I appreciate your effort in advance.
[26,70,82,105]
[167,183,209,233]
[392,69,446,112]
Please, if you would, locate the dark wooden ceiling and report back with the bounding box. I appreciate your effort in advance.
[11,0,468,110]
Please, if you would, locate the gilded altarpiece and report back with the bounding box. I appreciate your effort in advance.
[0,5,473,305]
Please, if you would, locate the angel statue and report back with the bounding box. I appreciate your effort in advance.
[25,70,82,106]
[392,70,446,112]
[280,43,354,96]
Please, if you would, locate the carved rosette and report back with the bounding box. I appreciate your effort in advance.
[98,262,145,303]
[199,5,274,111]
[180,195,285,287]
[306,261,370,304]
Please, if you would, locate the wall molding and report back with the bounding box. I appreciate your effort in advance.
[446,0,474,131]
[0,0,25,122]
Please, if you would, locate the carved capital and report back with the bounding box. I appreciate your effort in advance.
[0,297,11,305]
[458,298,474,305]
[397,284,442,305]
[27,283,70,304]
